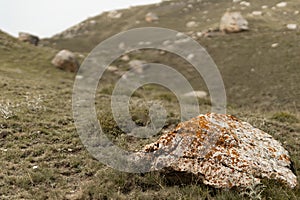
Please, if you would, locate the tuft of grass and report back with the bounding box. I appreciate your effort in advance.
[271,112,299,124]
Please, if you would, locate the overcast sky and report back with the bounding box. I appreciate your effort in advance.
[0,0,161,38]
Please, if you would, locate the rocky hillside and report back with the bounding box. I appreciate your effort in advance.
[0,30,62,79]
[42,0,300,111]
[43,0,300,52]
[1,0,300,199]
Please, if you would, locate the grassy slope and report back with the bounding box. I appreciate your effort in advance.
[0,0,300,199]
[43,0,300,111]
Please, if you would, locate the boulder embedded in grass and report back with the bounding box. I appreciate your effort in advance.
[51,50,79,72]
[139,113,297,189]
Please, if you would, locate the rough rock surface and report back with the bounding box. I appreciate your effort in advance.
[18,32,39,46]
[51,50,79,72]
[142,113,297,189]
[220,12,249,33]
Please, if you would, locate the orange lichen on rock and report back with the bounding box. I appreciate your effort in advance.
[141,113,297,189]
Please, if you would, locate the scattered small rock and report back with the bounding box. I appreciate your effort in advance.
[51,50,79,72]
[174,38,191,44]
[107,66,118,72]
[52,22,88,39]
[187,4,193,8]
[287,24,297,30]
[159,50,166,55]
[252,11,262,16]
[118,42,125,50]
[187,54,195,61]
[220,12,249,33]
[138,41,152,46]
[262,5,268,9]
[78,54,85,59]
[65,190,83,200]
[163,40,171,46]
[186,21,198,28]
[176,32,185,37]
[32,166,38,170]
[196,32,203,37]
[120,55,130,61]
[18,32,39,46]
[89,20,96,25]
[295,10,299,15]
[240,1,250,7]
[128,60,148,74]
[107,10,122,19]
[183,91,207,98]
[276,2,287,8]
[183,8,189,12]
[271,43,279,48]
[145,12,159,22]
[75,75,83,80]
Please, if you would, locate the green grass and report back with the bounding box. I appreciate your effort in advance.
[1,0,300,199]
[272,112,299,123]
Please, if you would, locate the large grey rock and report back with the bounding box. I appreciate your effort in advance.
[51,50,79,72]
[18,32,39,46]
[140,113,297,189]
[220,12,249,33]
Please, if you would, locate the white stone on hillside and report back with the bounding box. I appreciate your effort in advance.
[276,2,287,8]
[287,24,297,30]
